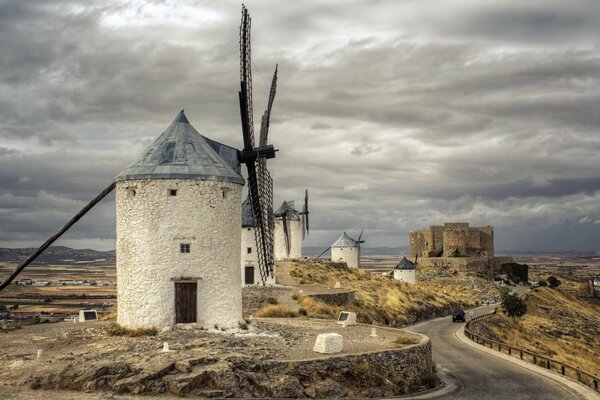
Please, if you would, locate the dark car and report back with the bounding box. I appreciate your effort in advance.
[452,308,466,322]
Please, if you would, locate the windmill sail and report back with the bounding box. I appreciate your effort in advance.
[238,5,277,283]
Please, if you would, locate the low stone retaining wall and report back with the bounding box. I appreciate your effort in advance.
[31,334,435,398]
[307,291,355,306]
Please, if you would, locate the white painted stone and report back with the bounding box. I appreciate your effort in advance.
[37,350,43,358]
[337,311,357,326]
[334,281,341,289]
[163,342,169,352]
[313,333,343,354]
[331,246,359,268]
[370,327,378,337]
[273,219,303,260]
[241,226,275,286]
[393,269,416,284]
[116,179,243,329]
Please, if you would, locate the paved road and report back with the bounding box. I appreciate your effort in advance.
[405,306,584,400]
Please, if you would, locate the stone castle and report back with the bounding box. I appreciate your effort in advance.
[409,223,511,274]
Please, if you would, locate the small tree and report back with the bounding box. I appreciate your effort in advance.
[547,276,561,288]
[501,293,527,322]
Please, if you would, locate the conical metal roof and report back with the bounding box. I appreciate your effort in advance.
[116,111,244,184]
[241,195,255,228]
[274,201,301,221]
[331,232,357,248]
[395,256,416,270]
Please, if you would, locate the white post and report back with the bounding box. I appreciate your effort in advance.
[162,342,169,352]
[37,349,43,358]
[370,327,378,337]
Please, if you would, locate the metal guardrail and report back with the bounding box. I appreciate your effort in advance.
[465,309,600,393]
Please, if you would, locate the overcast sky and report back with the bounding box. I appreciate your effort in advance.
[1,0,599,252]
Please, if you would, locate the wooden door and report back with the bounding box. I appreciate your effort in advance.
[244,266,255,285]
[175,282,197,323]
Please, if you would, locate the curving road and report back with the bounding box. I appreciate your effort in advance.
[404,306,584,400]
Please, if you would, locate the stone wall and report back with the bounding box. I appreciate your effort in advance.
[417,256,503,275]
[35,332,435,398]
[116,179,243,329]
[308,291,355,306]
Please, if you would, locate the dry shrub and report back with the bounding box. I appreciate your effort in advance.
[106,322,157,337]
[296,295,337,318]
[99,311,116,321]
[255,305,297,318]
[0,321,22,332]
[393,334,420,347]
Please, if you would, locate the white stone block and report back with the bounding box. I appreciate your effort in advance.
[334,281,341,289]
[313,333,343,354]
[337,311,357,326]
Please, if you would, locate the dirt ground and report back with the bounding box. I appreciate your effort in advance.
[0,318,419,399]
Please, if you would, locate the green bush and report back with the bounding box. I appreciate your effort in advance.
[501,293,527,322]
[547,276,561,288]
[501,262,529,283]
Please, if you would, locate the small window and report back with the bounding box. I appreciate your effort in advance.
[222,188,231,199]
[169,189,177,197]
[126,188,136,198]
[180,243,190,253]
[247,247,252,254]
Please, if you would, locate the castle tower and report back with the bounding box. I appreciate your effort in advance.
[273,201,303,260]
[331,232,359,268]
[241,196,276,285]
[115,111,244,329]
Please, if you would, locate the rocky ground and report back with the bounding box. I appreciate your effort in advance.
[0,317,422,399]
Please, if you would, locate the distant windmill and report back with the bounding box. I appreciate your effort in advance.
[330,229,365,268]
[273,190,309,260]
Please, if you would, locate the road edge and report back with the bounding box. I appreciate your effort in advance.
[454,325,600,400]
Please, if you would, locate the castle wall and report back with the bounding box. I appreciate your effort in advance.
[116,179,242,329]
[331,246,359,268]
[273,219,303,260]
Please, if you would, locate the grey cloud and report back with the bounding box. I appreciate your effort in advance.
[1,0,600,251]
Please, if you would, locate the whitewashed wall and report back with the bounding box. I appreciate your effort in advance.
[331,246,359,268]
[273,219,303,260]
[394,269,416,284]
[240,227,275,285]
[116,179,242,329]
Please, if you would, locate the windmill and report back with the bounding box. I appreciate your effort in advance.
[238,5,278,283]
[273,190,309,260]
[0,3,280,319]
[330,229,365,268]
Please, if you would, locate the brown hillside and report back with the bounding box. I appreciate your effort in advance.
[471,285,600,376]
[279,261,500,326]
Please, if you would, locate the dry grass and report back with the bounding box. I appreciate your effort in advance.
[255,304,297,318]
[393,334,420,347]
[286,261,497,327]
[472,282,600,376]
[0,321,22,332]
[106,322,158,337]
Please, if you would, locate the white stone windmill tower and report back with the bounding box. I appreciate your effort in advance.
[273,190,309,260]
[115,110,246,328]
[330,229,364,269]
